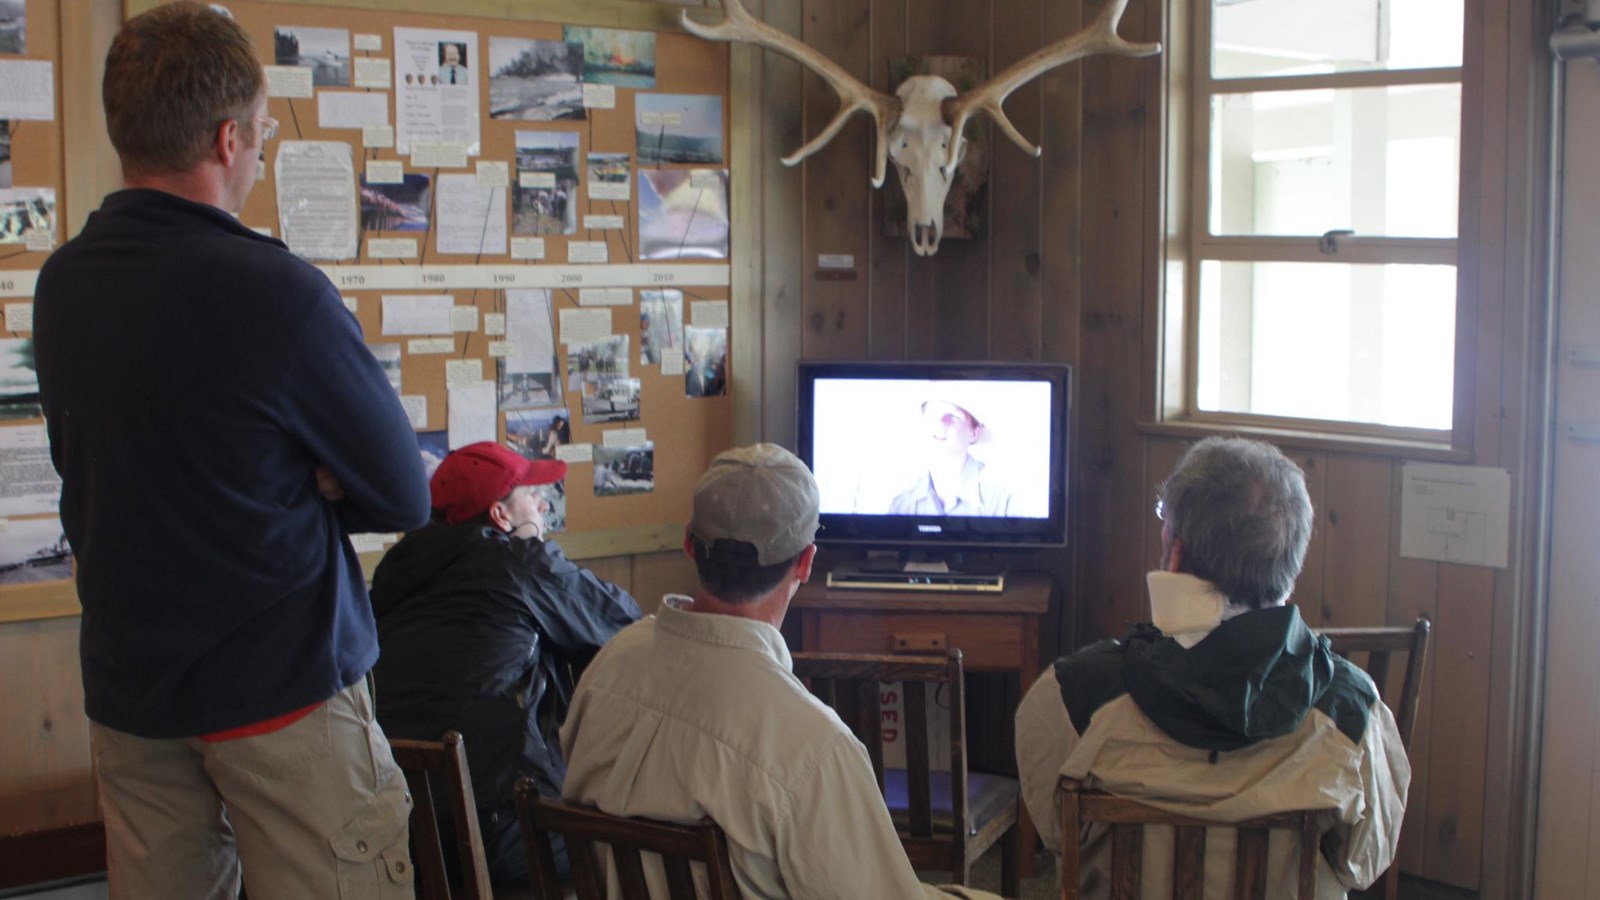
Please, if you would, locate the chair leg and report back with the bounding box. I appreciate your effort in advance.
[1000,824,1021,900]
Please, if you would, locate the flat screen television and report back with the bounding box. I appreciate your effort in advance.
[796,360,1071,554]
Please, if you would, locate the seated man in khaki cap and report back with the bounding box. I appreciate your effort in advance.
[561,443,998,898]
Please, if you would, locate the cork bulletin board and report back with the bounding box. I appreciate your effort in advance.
[0,0,73,622]
[129,0,736,556]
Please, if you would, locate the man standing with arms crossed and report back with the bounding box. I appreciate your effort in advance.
[33,4,429,898]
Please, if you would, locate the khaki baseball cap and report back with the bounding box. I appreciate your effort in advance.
[690,443,820,566]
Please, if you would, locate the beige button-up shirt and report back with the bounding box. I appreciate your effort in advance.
[561,596,995,899]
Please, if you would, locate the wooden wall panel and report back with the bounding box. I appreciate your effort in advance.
[755,0,805,448]
[866,0,908,360]
[0,618,96,834]
[1316,455,1392,629]
[988,0,1044,363]
[799,0,872,360]
[909,0,992,361]
[1072,23,1158,644]
[1285,449,1328,627]
[1386,499,1441,877]
[1425,565,1494,882]
[628,548,698,613]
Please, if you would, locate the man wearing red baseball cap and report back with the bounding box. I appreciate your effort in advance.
[371,442,641,888]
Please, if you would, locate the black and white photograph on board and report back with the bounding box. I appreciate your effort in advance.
[0,517,70,585]
[274,25,350,87]
[635,94,723,165]
[566,335,629,390]
[581,377,640,425]
[593,442,654,497]
[489,37,585,121]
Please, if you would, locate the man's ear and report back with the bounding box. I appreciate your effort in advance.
[1164,537,1183,573]
[487,499,512,533]
[793,544,818,584]
[682,525,697,561]
[214,117,242,167]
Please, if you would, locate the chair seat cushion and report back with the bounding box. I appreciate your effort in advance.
[883,768,1019,836]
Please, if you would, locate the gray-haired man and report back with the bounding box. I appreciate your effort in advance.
[561,444,996,898]
[1016,437,1409,899]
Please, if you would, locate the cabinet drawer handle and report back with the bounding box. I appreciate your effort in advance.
[893,632,947,652]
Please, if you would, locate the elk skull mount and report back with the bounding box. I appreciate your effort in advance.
[683,0,1161,256]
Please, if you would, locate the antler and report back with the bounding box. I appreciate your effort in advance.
[683,0,901,187]
[941,0,1161,174]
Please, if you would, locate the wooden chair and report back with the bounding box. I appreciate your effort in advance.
[388,732,494,900]
[1058,776,1331,900]
[513,779,742,900]
[789,649,1021,897]
[1319,616,1432,900]
[1319,616,1432,750]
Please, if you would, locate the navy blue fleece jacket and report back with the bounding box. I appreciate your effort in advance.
[34,188,430,738]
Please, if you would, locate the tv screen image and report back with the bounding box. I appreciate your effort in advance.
[797,361,1070,552]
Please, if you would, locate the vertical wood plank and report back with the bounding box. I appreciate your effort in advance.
[867,0,909,360]
[800,0,872,360]
[1387,465,1441,878]
[1075,0,1159,644]
[0,618,96,834]
[1316,455,1391,628]
[758,0,806,447]
[1040,0,1086,657]
[908,0,992,361]
[1284,449,1327,628]
[628,549,698,613]
[987,0,1044,363]
[1421,564,1492,889]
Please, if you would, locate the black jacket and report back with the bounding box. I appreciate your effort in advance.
[371,522,642,806]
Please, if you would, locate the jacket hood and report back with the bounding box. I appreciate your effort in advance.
[370,521,511,618]
[1123,604,1336,752]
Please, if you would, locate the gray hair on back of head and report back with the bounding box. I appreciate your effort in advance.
[1159,436,1312,609]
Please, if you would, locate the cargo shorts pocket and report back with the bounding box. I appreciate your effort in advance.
[329,772,415,899]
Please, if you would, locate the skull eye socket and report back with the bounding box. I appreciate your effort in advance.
[897,163,911,181]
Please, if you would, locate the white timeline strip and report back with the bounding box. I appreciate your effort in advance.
[0,271,40,299]
[316,264,730,291]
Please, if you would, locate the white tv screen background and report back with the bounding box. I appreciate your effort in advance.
[810,378,1054,519]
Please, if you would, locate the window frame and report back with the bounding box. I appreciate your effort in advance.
[1157,0,1476,451]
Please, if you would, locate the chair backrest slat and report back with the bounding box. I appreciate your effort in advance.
[1234,827,1268,900]
[1059,778,1324,900]
[1319,617,1431,750]
[1110,823,1143,900]
[566,835,604,899]
[388,732,494,900]
[903,680,933,837]
[662,855,698,899]
[614,847,651,897]
[1172,826,1205,900]
[515,782,743,900]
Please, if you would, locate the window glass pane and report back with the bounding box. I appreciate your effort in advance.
[1209,85,1460,237]
[1197,260,1454,430]
[1212,0,1463,79]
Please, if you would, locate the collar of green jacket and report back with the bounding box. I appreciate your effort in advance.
[1058,604,1374,752]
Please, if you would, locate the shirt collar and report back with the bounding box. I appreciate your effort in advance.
[656,594,793,670]
[908,456,985,512]
[1145,571,1253,648]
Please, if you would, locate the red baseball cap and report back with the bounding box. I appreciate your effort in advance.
[430,442,567,524]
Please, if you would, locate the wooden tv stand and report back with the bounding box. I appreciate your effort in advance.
[790,571,1052,877]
